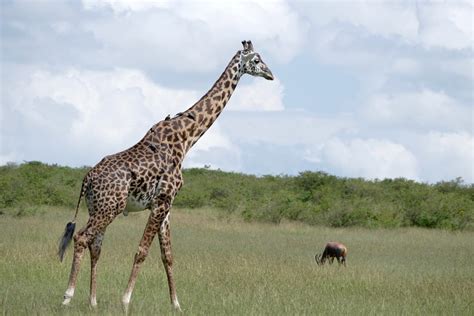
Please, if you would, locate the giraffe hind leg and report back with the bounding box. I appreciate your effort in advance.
[62,209,119,306]
[62,226,91,305]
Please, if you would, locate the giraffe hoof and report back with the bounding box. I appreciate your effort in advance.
[172,302,182,312]
[62,297,72,306]
[122,302,130,315]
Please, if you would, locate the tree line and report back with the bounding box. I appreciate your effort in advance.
[1,162,472,230]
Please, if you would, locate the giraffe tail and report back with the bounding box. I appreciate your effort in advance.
[58,222,76,262]
[58,175,87,262]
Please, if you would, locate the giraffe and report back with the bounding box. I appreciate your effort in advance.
[58,40,274,311]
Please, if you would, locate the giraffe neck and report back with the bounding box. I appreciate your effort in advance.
[182,51,243,151]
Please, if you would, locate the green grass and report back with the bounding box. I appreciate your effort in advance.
[1,207,473,315]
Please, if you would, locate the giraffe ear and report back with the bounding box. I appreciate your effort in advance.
[247,40,254,51]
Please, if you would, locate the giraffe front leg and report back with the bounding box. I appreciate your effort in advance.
[122,211,162,312]
[158,211,181,311]
[89,232,104,307]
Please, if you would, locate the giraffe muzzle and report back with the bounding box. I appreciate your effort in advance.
[262,69,274,80]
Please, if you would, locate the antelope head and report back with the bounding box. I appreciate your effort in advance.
[315,253,322,265]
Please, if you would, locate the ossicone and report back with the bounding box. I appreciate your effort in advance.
[241,40,254,51]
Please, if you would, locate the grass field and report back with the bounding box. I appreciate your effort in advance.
[1,207,473,315]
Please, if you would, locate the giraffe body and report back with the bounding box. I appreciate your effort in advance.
[58,41,273,311]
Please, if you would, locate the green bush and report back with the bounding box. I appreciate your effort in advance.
[1,162,472,230]
[0,162,89,212]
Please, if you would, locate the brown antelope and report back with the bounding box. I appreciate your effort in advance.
[315,242,347,266]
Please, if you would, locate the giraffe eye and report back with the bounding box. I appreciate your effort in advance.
[254,58,260,63]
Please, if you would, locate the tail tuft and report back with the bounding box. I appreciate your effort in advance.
[58,222,76,262]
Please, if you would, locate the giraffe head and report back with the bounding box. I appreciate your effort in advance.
[240,40,274,80]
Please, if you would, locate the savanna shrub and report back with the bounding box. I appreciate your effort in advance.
[1,163,472,230]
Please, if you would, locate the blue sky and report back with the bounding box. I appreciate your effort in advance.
[1,0,473,183]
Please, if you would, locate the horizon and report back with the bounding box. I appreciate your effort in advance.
[3,160,471,186]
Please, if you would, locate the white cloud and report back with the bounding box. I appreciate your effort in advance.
[11,68,198,146]
[301,0,472,52]
[230,78,284,112]
[1,65,285,167]
[409,131,473,183]
[306,138,419,180]
[80,0,306,72]
[440,58,474,79]
[2,67,195,166]
[184,123,242,171]
[363,89,472,132]
[391,58,420,76]
[297,0,473,103]
[302,1,419,42]
[184,146,243,172]
[298,1,419,73]
[2,0,472,183]
[3,0,306,74]
[417,0,473,50]
[190,123,233,152]
[220,111,356,146]
[82,0,172,13]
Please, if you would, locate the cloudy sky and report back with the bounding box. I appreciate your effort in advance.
[1,0,473,183]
